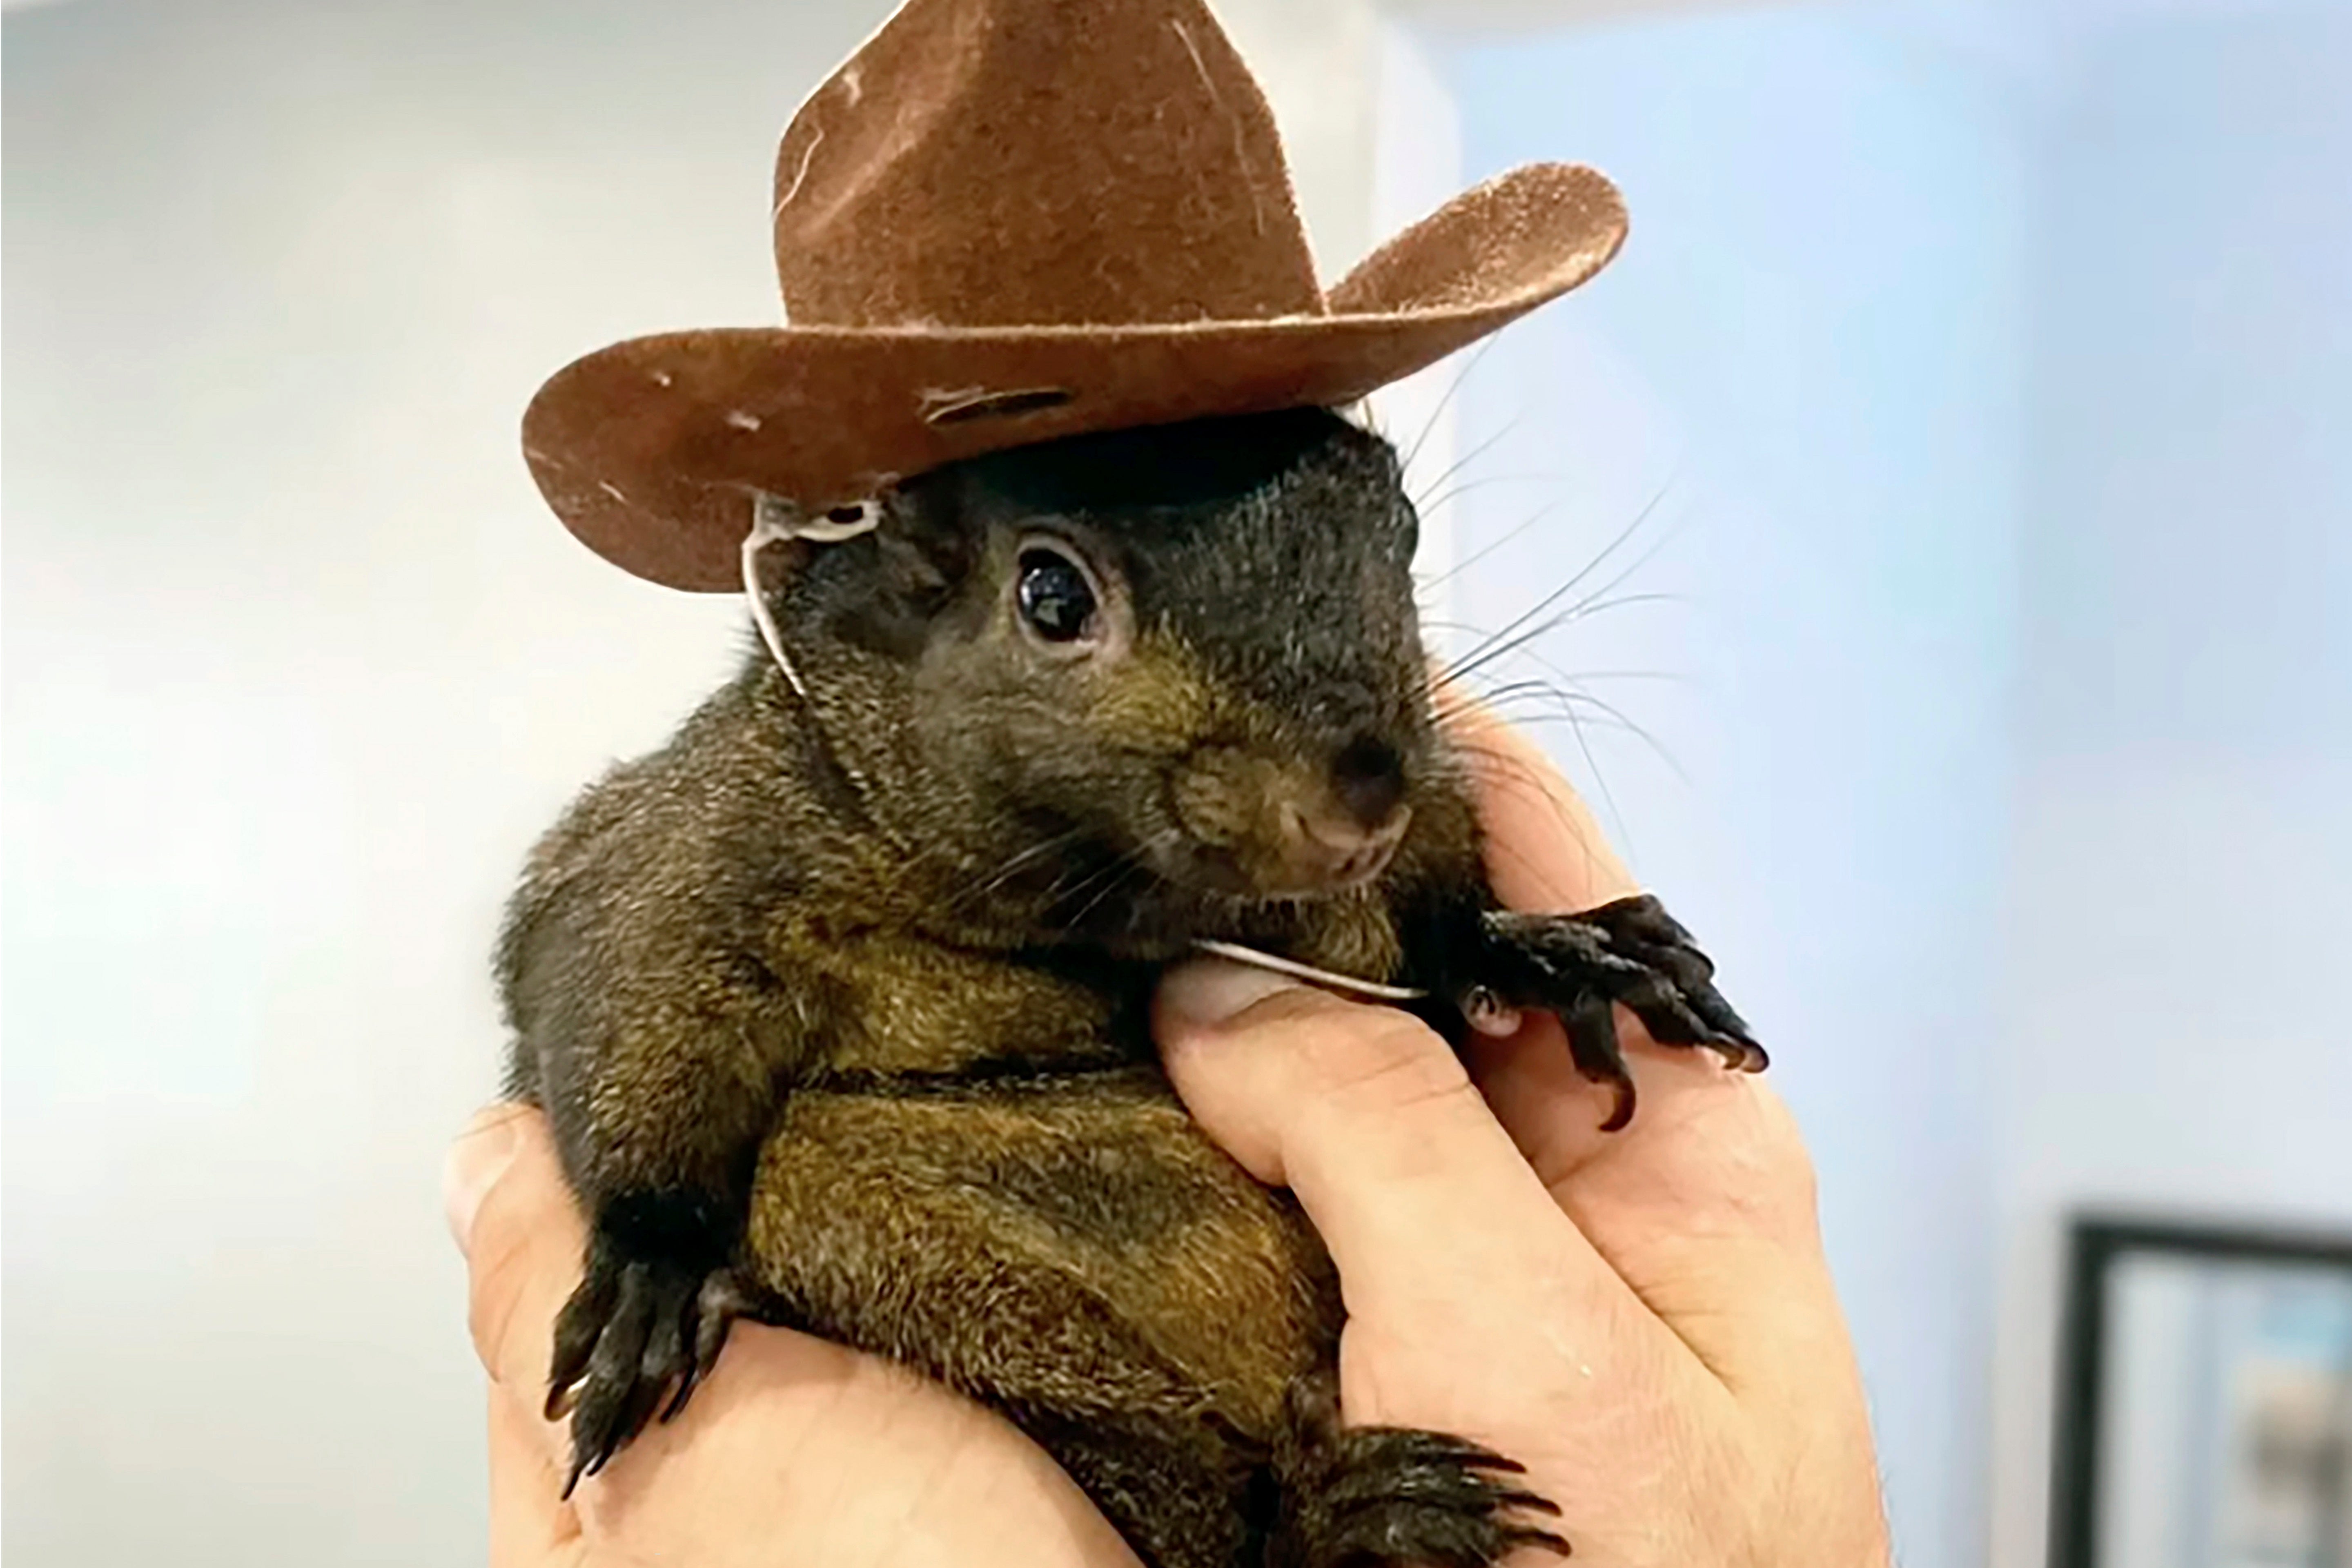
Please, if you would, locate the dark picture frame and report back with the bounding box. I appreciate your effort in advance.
[2049,1215,2352,1568]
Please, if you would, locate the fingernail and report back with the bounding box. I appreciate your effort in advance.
[442,1107,522,1254]
[1158,959,1307,1029]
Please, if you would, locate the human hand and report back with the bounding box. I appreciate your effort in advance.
[1153,708,1893,1567]
[445,1106,1141,1568]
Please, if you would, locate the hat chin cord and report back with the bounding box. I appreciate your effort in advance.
[739,493,1425,1008]
[1191,940,1430,1003]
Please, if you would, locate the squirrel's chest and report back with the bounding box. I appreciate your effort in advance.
[795,932,1146,1078]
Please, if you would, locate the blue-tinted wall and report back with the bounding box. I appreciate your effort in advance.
[1441,13,2029,1565]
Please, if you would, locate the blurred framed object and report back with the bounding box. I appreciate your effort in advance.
[2051,1217,2352,1568]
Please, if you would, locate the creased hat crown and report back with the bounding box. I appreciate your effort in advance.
[773,0,1323,330]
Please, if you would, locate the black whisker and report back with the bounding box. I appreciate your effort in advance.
[1442,590,1684,690]
[1410,410,1526,514]
[1399,337,1507,475]
[947,826,1094,911]
[1421,501,1564,591]
[1444,739,1597,858]
[1434,479,1677,686]
[1413,472,1577,522]
[1056,831,1178,937]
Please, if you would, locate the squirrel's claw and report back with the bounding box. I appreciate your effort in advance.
[662,1269,760,1423]
[1274,1372,1571,1566]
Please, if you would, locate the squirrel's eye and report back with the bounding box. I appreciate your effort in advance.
[1016,549,1098,643]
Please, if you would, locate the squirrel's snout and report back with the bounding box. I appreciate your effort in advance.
[1172,733,1416,898]
[1274,731,1412,889]
[1274,799,1411,892]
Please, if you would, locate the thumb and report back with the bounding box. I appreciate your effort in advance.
[444,1103,529,1256]
[445,1105,585,1435]
[1153,961,1596,1327]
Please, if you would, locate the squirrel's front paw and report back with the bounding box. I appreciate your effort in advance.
[1477,893,1764,1131]
[1273,1375,1567,1568]
[545,1221,761,1494]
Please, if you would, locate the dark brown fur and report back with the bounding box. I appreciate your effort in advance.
[497,408,1759,1567]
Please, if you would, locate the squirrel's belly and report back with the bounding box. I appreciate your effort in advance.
[743,1065,1338,1443]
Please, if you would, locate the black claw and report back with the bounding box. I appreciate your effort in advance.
[1361,1429,1521,1473]
[546,1261,617,1420]
[1503,1525,1575,1558]
[666,1271,755,1423]
[1277,1389,1571,1567]
[1559,990,1636,1131]
[1448,1448,1523,1477]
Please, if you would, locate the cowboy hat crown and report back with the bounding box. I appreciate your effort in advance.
[523,0,1627,591]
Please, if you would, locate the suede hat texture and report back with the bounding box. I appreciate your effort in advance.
[521,0,1628,592]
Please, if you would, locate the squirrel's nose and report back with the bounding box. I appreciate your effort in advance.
[1330,735,1406,830]
[1276,737,1411,893]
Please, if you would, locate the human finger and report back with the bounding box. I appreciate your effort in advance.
[1467,1014,1843,1395]
[1443,699,1765,1200]
[448,1104,586,1478]
[1442,697,1841,1398]
[1443,692,1740,1163]
[1154,962,1661,1362]
[488,1378,582,1568]
[576,1332,1142,1567]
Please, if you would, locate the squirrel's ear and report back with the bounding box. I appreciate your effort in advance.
[868,527,942,606]
[879,481,983,598]
[826,523,961,662]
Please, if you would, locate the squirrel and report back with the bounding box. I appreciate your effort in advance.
[495,404,1762,1568]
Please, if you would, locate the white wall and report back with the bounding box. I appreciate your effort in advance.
[2,5,852,1560]
[0,0,1426,1561]
[1433,12,2028,1568]
[1988,7,2352,1564]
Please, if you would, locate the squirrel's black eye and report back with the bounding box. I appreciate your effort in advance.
[1016,549,1097,643]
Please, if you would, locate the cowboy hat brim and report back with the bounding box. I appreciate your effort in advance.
[523,163,1626,592]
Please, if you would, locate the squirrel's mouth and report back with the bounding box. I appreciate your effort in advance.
[1002,801,1413,958]
[1164,740,1416,904]
[1016,832,1406,968]
[1136,824,1405,906]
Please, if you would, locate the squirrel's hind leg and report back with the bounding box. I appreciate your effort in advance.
[743,1075,1332,1568]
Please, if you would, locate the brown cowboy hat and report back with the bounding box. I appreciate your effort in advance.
[522,0,1628,592]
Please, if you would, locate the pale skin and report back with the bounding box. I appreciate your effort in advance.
[445,711,1893,1568]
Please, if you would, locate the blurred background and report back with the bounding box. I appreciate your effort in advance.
[5,0,2348,1563]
